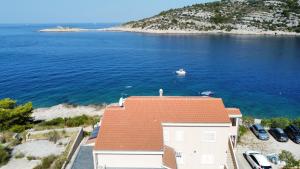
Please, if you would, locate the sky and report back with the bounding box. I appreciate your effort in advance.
[0,0,214,24]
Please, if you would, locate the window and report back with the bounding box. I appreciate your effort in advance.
[176,152,184,164]
[231,118,236,126]
[164,130,170,142]
[201,154,214,164]
[175,130,184,142]
[202,131,216,142]
[250,155,259,165]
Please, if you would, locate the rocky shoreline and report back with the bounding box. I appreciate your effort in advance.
[100,26,300,36]
[32,104,106,121]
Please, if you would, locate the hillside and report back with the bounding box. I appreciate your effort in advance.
[116,0,300,35]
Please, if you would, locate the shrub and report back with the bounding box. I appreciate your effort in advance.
[47,130,60,143]
[261,119,272,127]
[14,152,25,159]
[210,13,232,24]
[0,146,10,166]
[10,139,22,146]
[53,156,67,169]
[238,125,248,142]
[33,155,57,169]
[39,115,99,128]
[270,118,290,128]
[41,118,64,126]
[279,150,300,169]
[27,156,37,161]
[242,116,254,127]
[292,118,300,128]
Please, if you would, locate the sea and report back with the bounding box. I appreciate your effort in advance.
[0,23,299,118]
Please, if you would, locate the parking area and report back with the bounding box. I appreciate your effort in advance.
[237,130,300,169]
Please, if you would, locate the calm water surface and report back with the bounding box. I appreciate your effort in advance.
[0,23,299,118]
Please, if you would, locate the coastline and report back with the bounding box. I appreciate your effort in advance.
[32,103,108,121]
[39,28,88,32]
[99,26,300,36]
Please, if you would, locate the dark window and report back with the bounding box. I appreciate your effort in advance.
[250,155,259,165]
[254,125,258,130]
[259,129,266,134]
[231,118,236,126]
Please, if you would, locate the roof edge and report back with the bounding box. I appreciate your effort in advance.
[93,150,164,155]
[162,122,231,127]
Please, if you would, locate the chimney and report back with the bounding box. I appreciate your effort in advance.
[118,97,124,107]
[159,89,163,97]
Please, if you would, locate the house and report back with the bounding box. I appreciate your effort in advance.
[93,91,242,169]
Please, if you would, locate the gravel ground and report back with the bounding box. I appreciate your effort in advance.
[237,130,300,169]
[0,158,40,169]
[13,140,66,157]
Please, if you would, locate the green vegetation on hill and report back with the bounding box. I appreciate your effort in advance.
[0,98,33,133]
[124,0,300,33]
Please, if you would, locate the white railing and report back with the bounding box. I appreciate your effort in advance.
[228,137,239,169]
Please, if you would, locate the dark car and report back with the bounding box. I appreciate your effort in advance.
[285,125,300,144]
[269,128,288,142]
[250,124,269,140]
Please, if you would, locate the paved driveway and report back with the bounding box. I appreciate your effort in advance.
[236,130,300,169]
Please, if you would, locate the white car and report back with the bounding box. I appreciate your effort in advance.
[244,150,272,169]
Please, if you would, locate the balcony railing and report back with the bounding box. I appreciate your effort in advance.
[226,137,239,169]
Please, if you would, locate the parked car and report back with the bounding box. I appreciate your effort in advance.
[269,128,288,142]
[244,150,272,169]
[250,124,269,140]
[285,125,300,144]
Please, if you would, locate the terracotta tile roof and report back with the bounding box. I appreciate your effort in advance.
[226,108,242,116]
[94,96,239,151]
[163,146,177,169]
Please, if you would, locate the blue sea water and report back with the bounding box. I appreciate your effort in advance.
[0,23,300,118]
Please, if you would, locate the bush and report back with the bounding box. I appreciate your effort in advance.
[39,115,99,128]
[47,130,60,143]
[41,118,64,126]
[53,156,66,169]
[261,119,271,127]
[10,138,22,146]
[14,152,25,159]
[279,150,300,169]
[27,156,37,161]
[292,118,300,128]
[238,125,248,142]
[270,118,290,128]
[0,146,10,166]
[33,155,57,169]
[242,116,254,127]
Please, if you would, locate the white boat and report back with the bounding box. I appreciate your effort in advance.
[201,91,214,96]
[176,69,186,76]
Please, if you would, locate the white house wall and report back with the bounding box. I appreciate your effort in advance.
[94,153,163,169]
[163,125,230,169]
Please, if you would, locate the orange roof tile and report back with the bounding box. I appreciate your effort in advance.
[163,146,177,169]
[226,108,242,116]
[95,96,239,151]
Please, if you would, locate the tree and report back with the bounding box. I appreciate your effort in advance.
[0,98,33,132]
[279,150,300,169]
